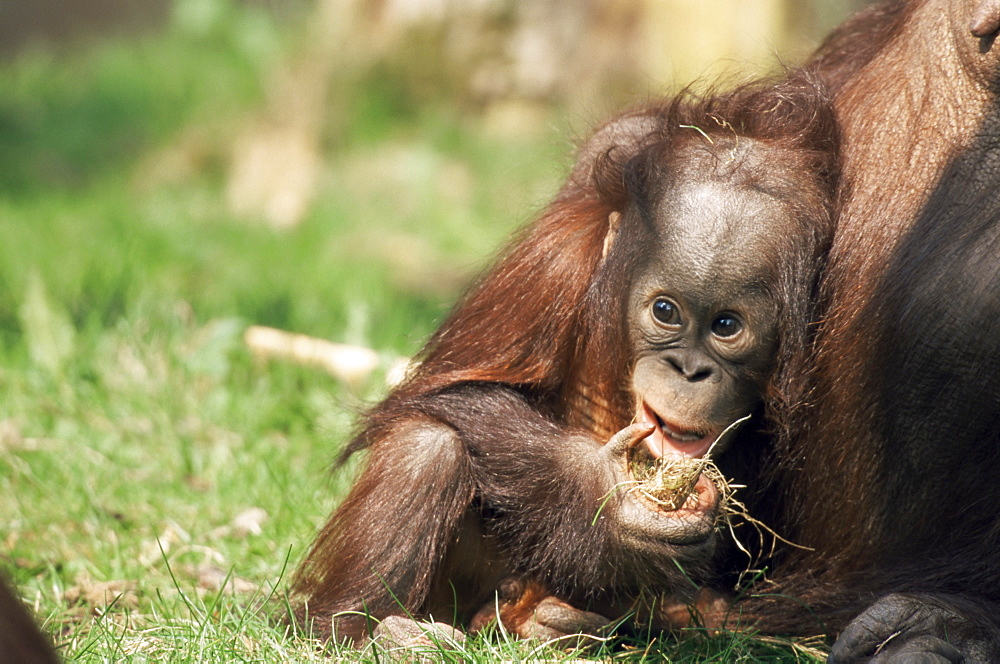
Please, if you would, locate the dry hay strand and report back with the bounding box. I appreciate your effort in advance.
[626,415,811,566]
[629,415,750,512]
[631,453,733,511]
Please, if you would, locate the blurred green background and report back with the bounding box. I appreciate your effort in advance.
[0,1,864,660]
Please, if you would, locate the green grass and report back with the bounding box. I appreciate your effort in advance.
[0,4,825,661]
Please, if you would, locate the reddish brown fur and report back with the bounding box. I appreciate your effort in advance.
[290,0,1000,656]
[290,73,839,644]
[363,74,838,446]
[736,0,1000,656]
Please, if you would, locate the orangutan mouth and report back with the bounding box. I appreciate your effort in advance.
[637,401,718,459]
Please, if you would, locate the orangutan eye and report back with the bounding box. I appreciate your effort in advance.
[651,298,682,326]
[711,313,743,338]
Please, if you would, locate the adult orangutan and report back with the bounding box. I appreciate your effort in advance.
[290,74,838,644]
[0,576,58,663]
[736,0,1000,661]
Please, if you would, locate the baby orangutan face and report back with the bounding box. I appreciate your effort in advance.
[619,148,795,537]
[630,178,783,459]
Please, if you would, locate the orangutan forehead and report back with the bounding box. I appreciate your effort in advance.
[650,178,794,283]
[665,136,808,189]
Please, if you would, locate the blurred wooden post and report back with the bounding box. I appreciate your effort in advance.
[226,0,368,229]
[640,0,789,86]
[244,325,380,386]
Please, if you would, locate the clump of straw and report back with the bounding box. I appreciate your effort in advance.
[598,413,809,573]
[632,454,729,511]
[629,415,750,512]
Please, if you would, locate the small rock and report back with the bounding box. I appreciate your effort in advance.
[230,507,268,537]
[374,615,466,652]
[195,565,258,595]
[64,576,139,610]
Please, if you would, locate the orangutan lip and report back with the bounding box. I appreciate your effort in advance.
[657,415,707,443]
[639,401,716,459]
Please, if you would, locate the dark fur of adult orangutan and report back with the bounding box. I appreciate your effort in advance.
[732,0,1000,662]
[289,73,839,644]
[0,576,59,663]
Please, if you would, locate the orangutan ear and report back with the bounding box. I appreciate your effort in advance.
[602,211,621,261]
[567,111,661,191]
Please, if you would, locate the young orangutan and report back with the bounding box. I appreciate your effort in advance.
[290,72,838,644]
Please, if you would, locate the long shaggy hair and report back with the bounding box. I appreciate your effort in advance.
[351,71,838,454]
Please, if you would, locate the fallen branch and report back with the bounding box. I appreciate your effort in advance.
[244,325,386,386]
